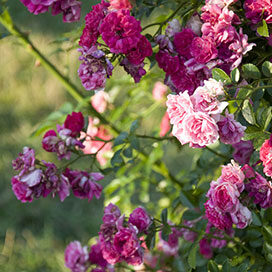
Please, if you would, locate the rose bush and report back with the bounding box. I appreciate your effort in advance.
[3,0,272,271]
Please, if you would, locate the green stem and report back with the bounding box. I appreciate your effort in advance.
[205,146,229,160]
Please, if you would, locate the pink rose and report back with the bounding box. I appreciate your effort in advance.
[128,207,151,232]
[190,36,218,64]
[174,111,219,147]
[207,179,240,213]
[166,92,193,125]
[221,160,245,193]
[232,140,253,165]
[152,82,167,101]
[199,238,213,259]
[230,203,252,229]
[159,112,171,137]
[91,91,108,114]
[64,112,85,137]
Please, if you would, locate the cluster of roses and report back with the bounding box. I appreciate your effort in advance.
[244,0,272,38]
[155,0,255,94]
[78,0,152,91]
[20,0,81,22]
[11,112,104,203]
[166,78,245,148]
[205,160,252,230]
[65,204,151,271]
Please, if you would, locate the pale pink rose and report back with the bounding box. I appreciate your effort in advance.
[231,203,252,229]
[159,112,171,137]
[165,19,181,38]
[81,117,112,166]
[221,160,245,193]
[205,0,238,8]
[91,91,108,113]
[203,78,225,96]
[174,111,219,147]
[152,82,168,101]
[207,178,240,213]
[191,86,228,115]
[166,91,193,125]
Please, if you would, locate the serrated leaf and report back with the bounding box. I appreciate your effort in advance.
[231,68,240,83]
[262,61,272,77]
[242,100,256,125]
[188,245,198,269]
[161,208,168,224]
[257,19,269,37]
[212,68,231,84]
[242,64,261,79]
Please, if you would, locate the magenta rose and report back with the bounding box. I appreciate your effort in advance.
[64,112,84,137]
[128,207,151,232]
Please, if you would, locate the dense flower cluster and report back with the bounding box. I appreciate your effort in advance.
[20,0,81,22]
[78,46,113,91]
[42,112,85,160]
[167,78,245,147]
[78,0,152,90]
[205,160,252,230]
[156,0,254,94]
[12,111,104,203]
[64,204,151,271]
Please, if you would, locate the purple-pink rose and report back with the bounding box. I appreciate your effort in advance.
[128,207,151,232]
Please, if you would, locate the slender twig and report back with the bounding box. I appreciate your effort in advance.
[205,146,229,160]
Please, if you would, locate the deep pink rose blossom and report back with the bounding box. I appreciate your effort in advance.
[128,207,151,232]
[199,238,213,259]
[65,241,89,272]
[232,140,254,165]
[230,203,252,229]
[64,112,84,137]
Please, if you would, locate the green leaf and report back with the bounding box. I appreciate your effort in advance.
[123,147,133,158]
[236,87,253,99]
[208,260,220,272]
[161,208,168,224]
[182,209,201,221]
[252,211,262,226]
[212,68,231,84]
[113,132,128,146]
[242,64,261,79]
[130,120,139,134]
[222,259,231,272]
[263,226,272,244]
[231,68,240,83]
[145,230,156,250]
[110,149,123,166]
[262,61,272,77]
[263,107,272,130]
[130,136,140,150]
[188,244,198,269]
[242,100,256,125]
[161,225,172,241]
[179,191,194,209]
[257,19,269,37]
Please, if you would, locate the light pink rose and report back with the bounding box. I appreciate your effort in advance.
[203,78,225,96]
[191,86,228,115]
[81,117,112,166]
[166,91,193,125]
[221,160,245,193]
[91,91,108,113]
[207,178,240,213]
[231,203,252,229]
[152,82,168,101]
[159,112,171,137]
[173,111,219,147]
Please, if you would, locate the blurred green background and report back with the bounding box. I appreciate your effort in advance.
[0,1,106,271]
[0,1,202,271]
